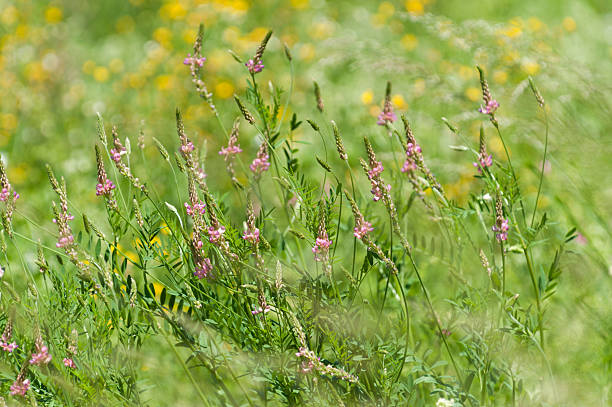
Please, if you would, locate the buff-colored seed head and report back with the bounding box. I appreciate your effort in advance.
[314,81,324,113]
[234,95,255,124]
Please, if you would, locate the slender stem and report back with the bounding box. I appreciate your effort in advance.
[530,108,549,228]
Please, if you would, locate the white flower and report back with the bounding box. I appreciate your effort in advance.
[436,398,455,407]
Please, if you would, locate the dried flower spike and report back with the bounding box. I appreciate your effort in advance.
[313,81,324,112]
[477,66,499,121]
[234,95,255,124]
[473,125,493,172]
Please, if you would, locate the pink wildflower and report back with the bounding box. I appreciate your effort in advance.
[95,179,115,196]
[353,219,374,239]
[30,344,52,366]
[183,53,206,67]
[208,225,226,245]
[63,358,76,369]
[245,58,264,74]
[194,258,212,279]
[1,341,18,352]
[10,377,30,397]
[243,227,260,244]
[479,99,499,115]
[184,201,206,216]
[250,143,270,176]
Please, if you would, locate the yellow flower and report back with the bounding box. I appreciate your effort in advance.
[159,1,186,20]
[312,22,333,40]
[405,0,424,15]
[128,73,144,88]
[527,17,544,32]
[503,26,522,38]
[562,17,576,32]
[391,94,407,110]
[109,58,124,73]
[223,26,241,45]
[1,6,18,25]
[116,15,135,33]
[229,0,249,12]
[400,34,418,51]
[1,113,18,131]
[369,105,382,117]
[25,61,47,82]
[45,6,63,24]
[299,43,315,61]
[521,60,540,75]
[215,81,234,99]
[182,28,197,44]
[379,2,395,16]
[93,66,110,82]
[458,65,474,81]
[361,90,373,105]
[413,78,426,97]
[493,70,508,84]
[291,0,309,9]
[465,87,480,102]
[155,74,173,90]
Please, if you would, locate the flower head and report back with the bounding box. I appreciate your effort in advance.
[30,337,52,366]
[63,357,76,369]
[492,197,509,242]
[194,258,212,279]
[10,376,30,397]
[250,142,270,176]
[245,58,264,74]
[377,81,396,126]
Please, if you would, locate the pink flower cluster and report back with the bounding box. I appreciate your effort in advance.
[243,227,260,244]
[366,160,391,202]
[376,109,397,126]
[492,218,509,242]
[295,347,358,383]
[10,377,30,397]
[473,153,493,172]
[110,146,126,163]
[208,225,226,245]
[250,144,270,176]
[479,99,499,115]
[1,341,18,352]
[245,58,264,74]
[185,201,206,216]
[63,357,76,369]
[194,258,212,279]
[56,234,74,249]
[312,236,332,262]
[95,179,115,196]
[183,54,206,67]
[0,187,18,202]
[251,305,271,315]
[353,219,374,239]
[30,342,52,366]
[181,141,195,154]
[219,143,242,157]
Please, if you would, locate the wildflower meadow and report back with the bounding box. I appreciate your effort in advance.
[0,0,610,406]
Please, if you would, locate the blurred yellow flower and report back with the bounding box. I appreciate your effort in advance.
[155,74,173,90]
[502,50,519,64]
[1,6,18,25]
[299,43,315,61]
[93,67,110,82]
[109,58,124,73]
[493,70,508,84]
[1,113,18,131]
[312,22,333,40]
[503,26,522,38]
[25,62,47,82]
[521,60,540,75]
[562,17,576,32]
[413,78,426,96]
[361,90,373,105]
[369,105,381,117]
[116,16,135,34]
[379,2,395,16]
[153,27,173,47]
[458,65,474,80]
[405,0,424,16]
[215,81,234,99]
[159,1,187,20]
[465,87,480,102]
[291,0,309,9]
[82,60,96,74]
[527,17,544,32]
[45,6,63,24]
[15,24,29,39]
[400,34,418,51]
[182,28,197,44]
[223,26,241,44]
[128,73,145,88]
[229,0,249,12]
[392,94,407,110]
[247,27,269,43]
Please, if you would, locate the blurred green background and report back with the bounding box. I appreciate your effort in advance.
[1,0,611,404]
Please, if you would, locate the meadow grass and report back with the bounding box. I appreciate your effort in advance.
[0,1,610,406]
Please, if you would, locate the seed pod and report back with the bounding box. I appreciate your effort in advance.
[234,95,255,124]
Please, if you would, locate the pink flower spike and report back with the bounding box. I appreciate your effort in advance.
[479,99,499,115]
[245,58,264,74]
[63,357,76,369]
[10,377,30,397]
[194,258,212,279]
[0,341,18,352]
